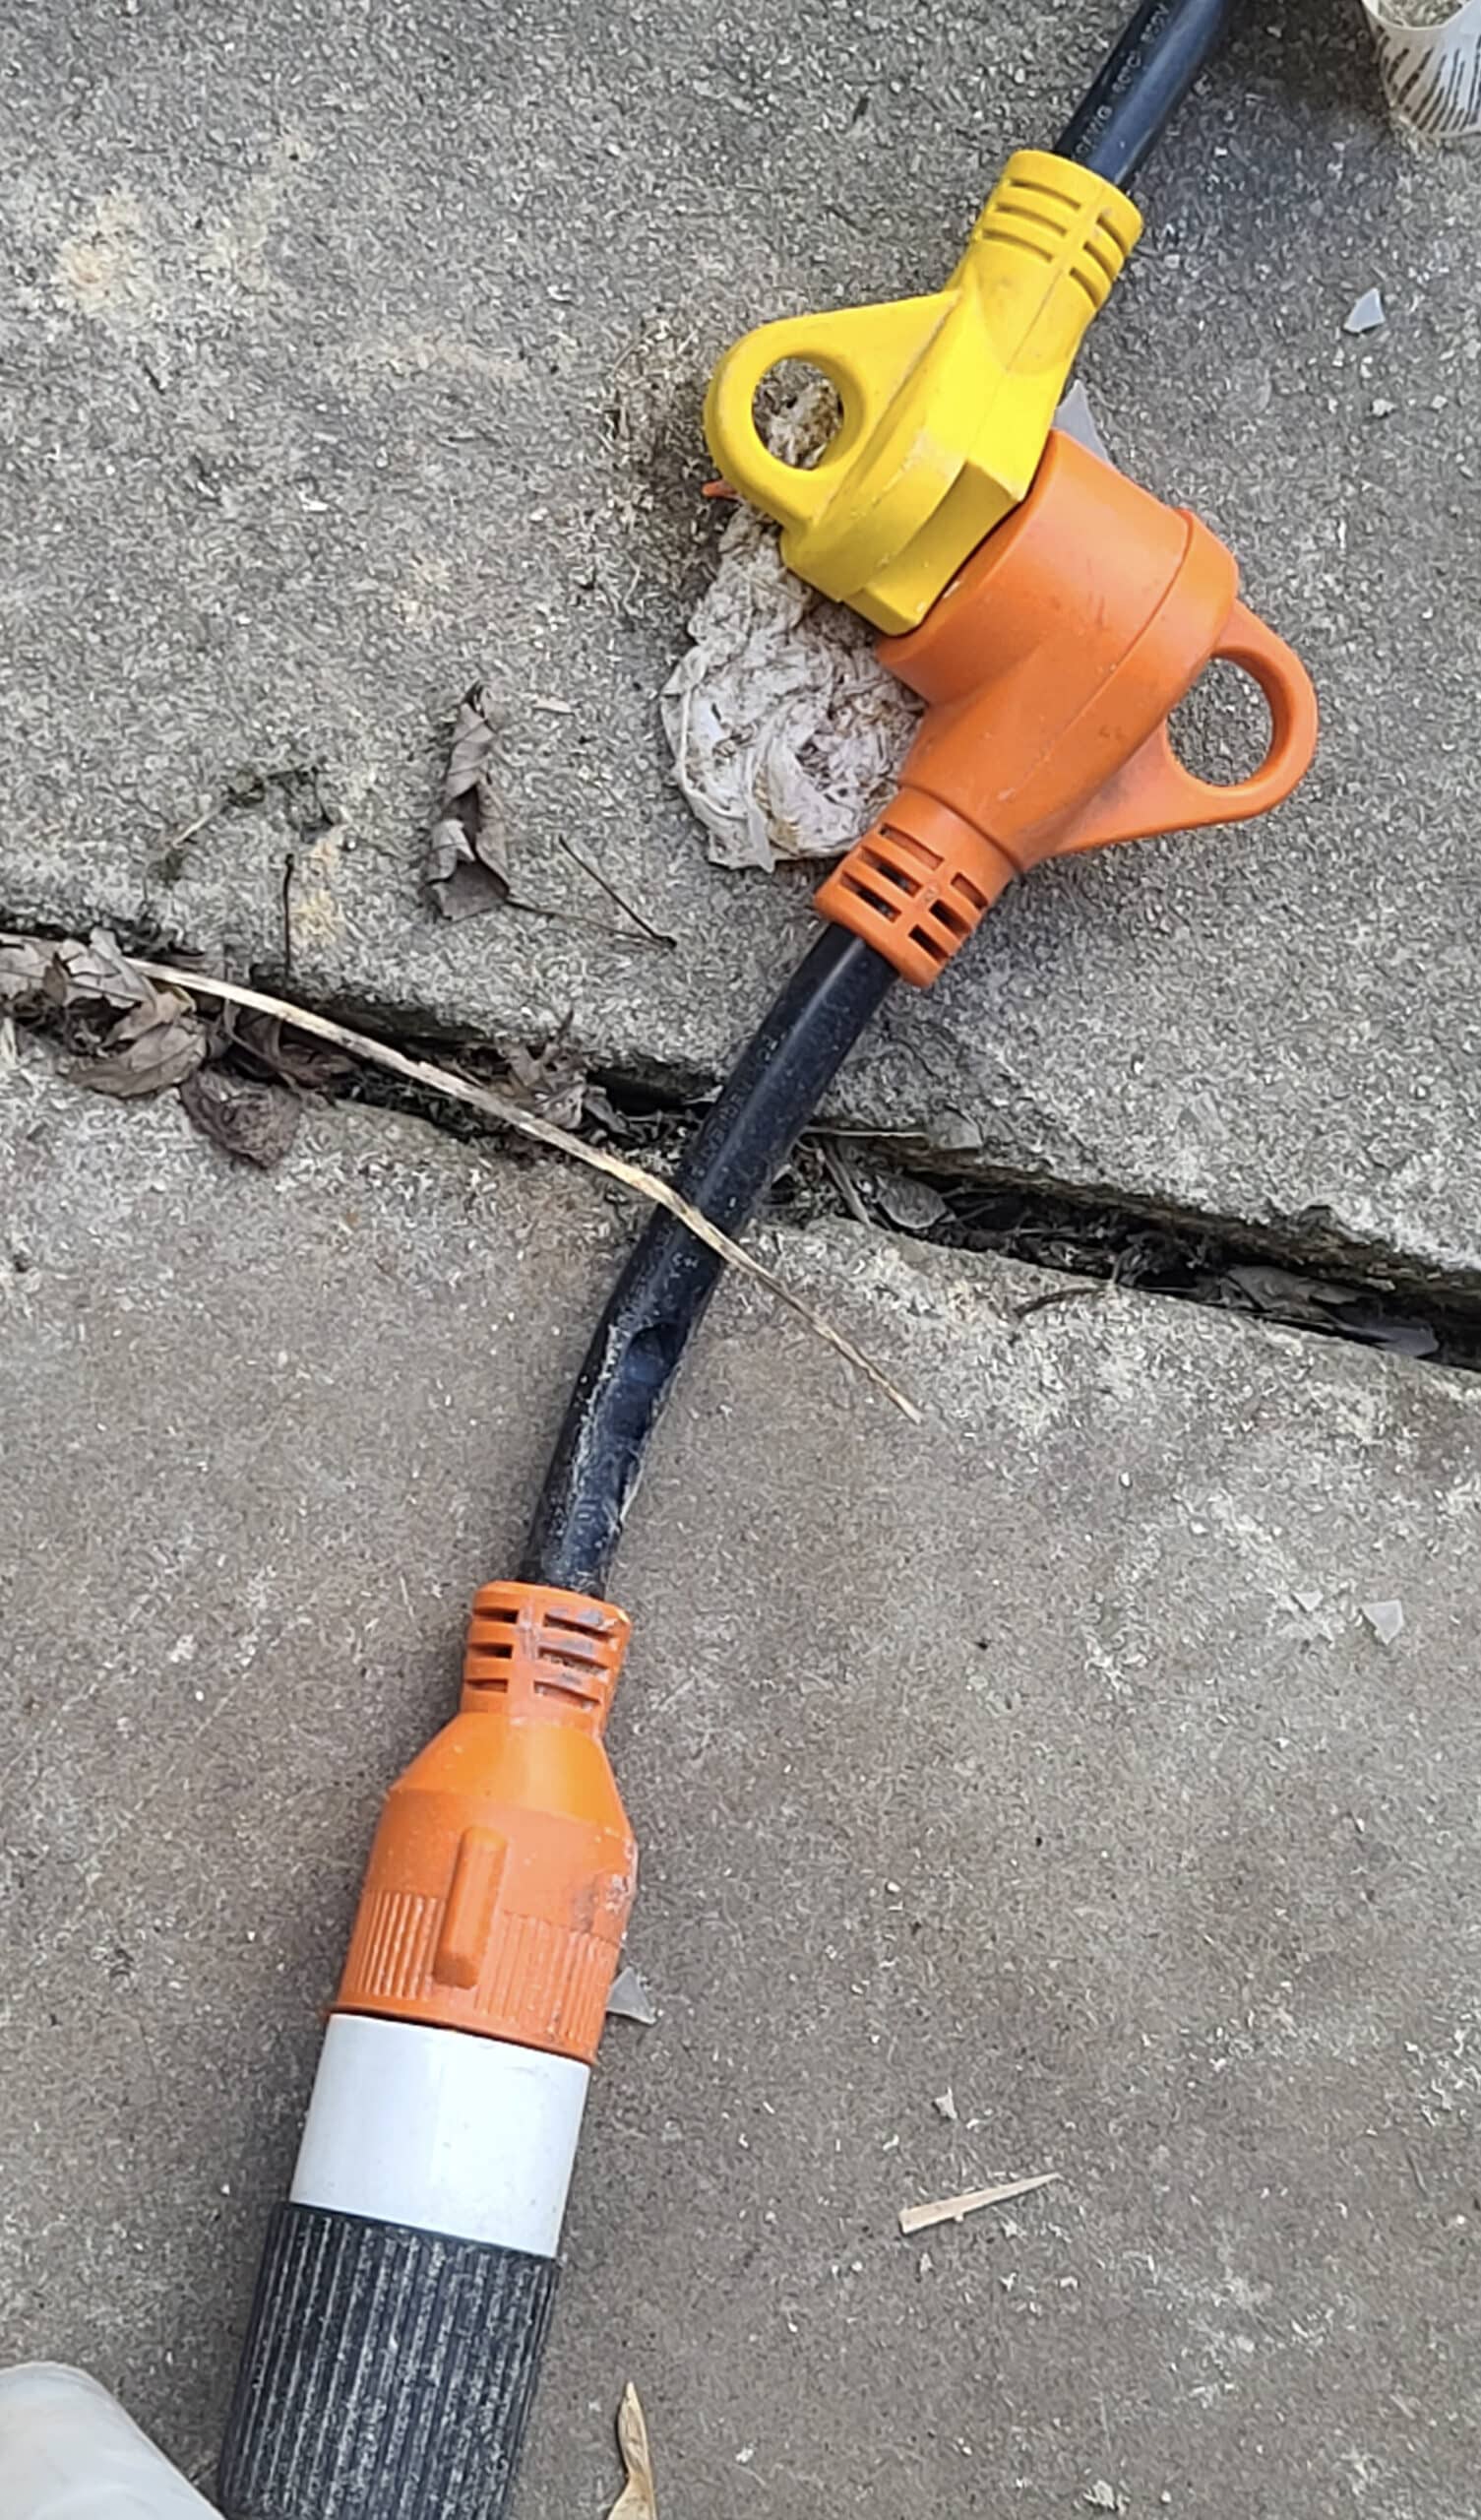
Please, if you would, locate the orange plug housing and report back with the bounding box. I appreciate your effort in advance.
[336,1582,636,2066]
[816,430,1319,986]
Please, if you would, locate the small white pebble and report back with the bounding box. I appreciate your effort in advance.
[1362,1598,1405,1646]
[1344,285,1387,335]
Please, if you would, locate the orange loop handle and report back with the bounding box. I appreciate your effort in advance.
[1059,600,1319,857]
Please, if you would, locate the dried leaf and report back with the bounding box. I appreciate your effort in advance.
[608,2383,657,2520]
[180,1065,301,1168]
[1225,1262,1365,1322]
[606,1963,658,2026]
[134,958,920,1419]
[427,682,511,919]
[0,937,51,1014]
[217,1001,353,1092]
[872,1168,950,1234]
[1331,1310,1437,1359]
[24,935,212,1099]
[818,1137,872,1227]
[898,2171,1059,2237]
[2,928,175,1037]
[581,1083,638,1144]
[78,1016,205,1099]
[108,983,194,1045]
[1222,1262,1438,1356]
[503,1027,586,1132]
[48,928,155,1013]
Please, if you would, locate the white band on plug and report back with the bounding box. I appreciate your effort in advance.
[290,2012,588,2259]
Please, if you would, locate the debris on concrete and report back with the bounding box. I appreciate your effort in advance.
[1084,2482,1126,2513]
[1221,1263,1438,1357]
[660,471,917,870]
[128,969,911,1414]
[553,834,676,950]
[2,928,168,1022]
[140,968,916,1414]
[179,1065,300,1169]
[79,995,205,1100]
[1,937,913,1413]
[898,2171,1059,2236]
[871,1169,951,1236]
[1362,1598,1406,1645]
[1055,378,1116,468]
[210,1002,353,1096]
[501,1024,588,1132]
[426,682,511,918]
[1343,285,1388,344]
[1,928,207,1101]
[606,1963,659,2026]
[932,2087,958,2123]
[1,929,345,1166]
[0,936,52,1010]
[1344,285,1387,334]
[818,1137,874,1227]
[1362,1,1481,141]
[608,2382,657,2520]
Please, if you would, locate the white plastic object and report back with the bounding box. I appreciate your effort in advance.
[0,2365,220,2519]
[1361,1,1481,141]
[290,2012,588,2256]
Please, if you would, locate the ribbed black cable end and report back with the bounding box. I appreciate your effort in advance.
[217,2204,558,2520]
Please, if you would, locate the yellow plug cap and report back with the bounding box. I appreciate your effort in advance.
[703,150,1142,635]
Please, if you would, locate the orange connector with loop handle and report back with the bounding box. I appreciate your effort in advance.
[815,430,1319,987]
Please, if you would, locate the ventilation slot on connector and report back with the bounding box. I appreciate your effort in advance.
[463,1581,630,1718]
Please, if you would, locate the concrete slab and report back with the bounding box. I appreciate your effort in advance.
[3,1054,1479,2515]
[2,5,1480,1277]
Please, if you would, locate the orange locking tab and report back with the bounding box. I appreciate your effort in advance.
[336,1582,636,2065]
[816,430,1319,987]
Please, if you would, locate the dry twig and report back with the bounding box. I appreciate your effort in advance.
[132,959,920,1421]
[898,2171,1059,2236]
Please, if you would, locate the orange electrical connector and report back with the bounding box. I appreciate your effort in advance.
[336,1582,636,2065]
[816,430,1319,987]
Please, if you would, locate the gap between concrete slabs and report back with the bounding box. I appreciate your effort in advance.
[2,1063,1478,2517]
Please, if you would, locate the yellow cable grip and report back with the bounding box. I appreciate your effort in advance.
[703,151,1142,636]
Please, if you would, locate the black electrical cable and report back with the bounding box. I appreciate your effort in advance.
[216,21,1255,2520]
[1055,0,1237,187]
[523,0,1236,1602]
[521,924,893,1594]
